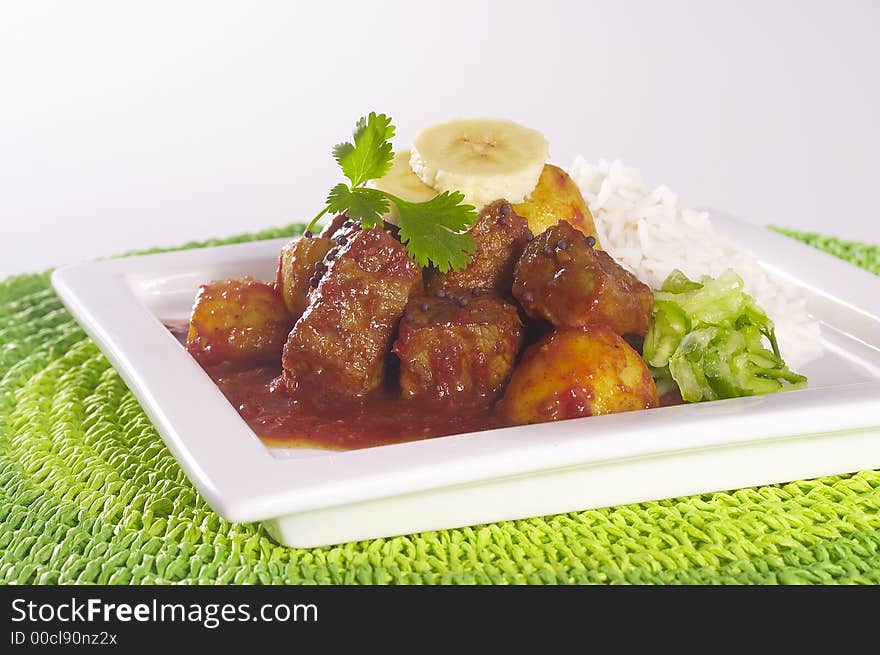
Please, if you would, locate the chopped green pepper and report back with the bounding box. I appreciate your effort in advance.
[644,269,806,402]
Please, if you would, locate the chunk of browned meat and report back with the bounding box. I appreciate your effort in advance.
[512,220,653,337]
[319,213,349,239]
[393,290,523,402]
[275,236,333,320]
[187,277,294,366]
[282,227,423,398]
[427,200,532,295]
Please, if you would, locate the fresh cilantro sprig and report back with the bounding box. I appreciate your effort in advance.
[392,191,477,271]
[306,113,477,272]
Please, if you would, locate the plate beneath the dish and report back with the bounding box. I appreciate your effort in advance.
[51,213,880,547]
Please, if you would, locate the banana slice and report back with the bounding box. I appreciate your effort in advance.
[369,150,437,224]
[410,118,549,209]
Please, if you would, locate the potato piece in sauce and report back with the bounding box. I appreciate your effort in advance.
[513,164,601,246]
[187,277,294,366]
[498,325,658,425]
[275,236,333,320]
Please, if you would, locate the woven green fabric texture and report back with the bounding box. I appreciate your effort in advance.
[1,226,878,585]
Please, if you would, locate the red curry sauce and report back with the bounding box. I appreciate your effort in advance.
[208,362,509,449]
[165,320,680,450]
[166,319,508,449]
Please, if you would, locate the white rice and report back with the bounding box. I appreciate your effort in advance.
[567,157,822,370]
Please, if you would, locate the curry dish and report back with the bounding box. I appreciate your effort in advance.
[177,114,806,448]
[180,166,663,450]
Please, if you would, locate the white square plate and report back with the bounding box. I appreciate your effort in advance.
[51,213,880,547]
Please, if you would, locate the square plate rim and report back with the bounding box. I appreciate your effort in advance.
[50,214,880,523]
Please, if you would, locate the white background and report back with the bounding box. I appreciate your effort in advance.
[1,1,877,278]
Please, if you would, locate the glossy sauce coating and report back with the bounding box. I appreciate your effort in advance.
[427,200,532,295]
[513,220,653,337]
[393,290,523,401]
[282,227,423,398]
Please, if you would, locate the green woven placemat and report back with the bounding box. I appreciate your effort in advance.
[1,226,878,585]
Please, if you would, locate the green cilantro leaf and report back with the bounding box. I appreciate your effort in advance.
[332,112,395,187]
[309,113,478,272]
[391,192,477,272]
[325,184,389,229]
